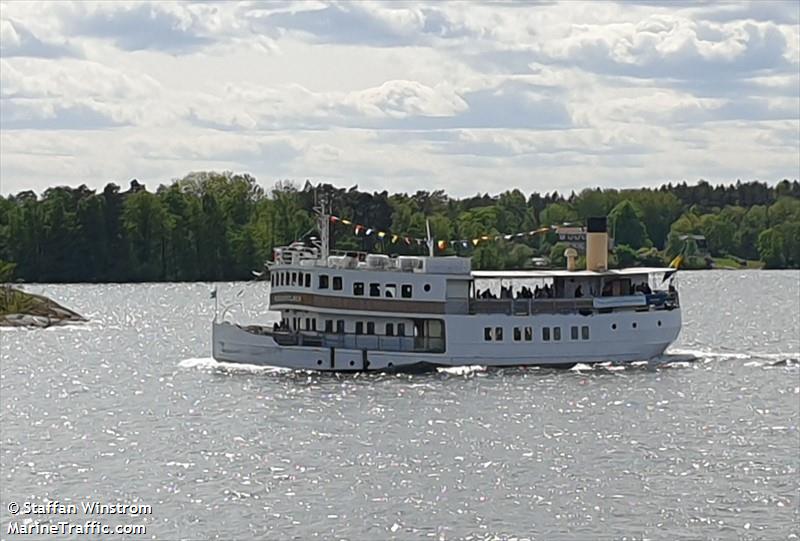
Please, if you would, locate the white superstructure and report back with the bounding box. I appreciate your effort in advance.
[212,213,681,371]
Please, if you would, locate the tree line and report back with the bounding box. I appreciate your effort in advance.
[1,172,798,283]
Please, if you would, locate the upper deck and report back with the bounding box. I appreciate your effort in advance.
[268,244,678,316]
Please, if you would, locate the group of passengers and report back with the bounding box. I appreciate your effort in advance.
[475,284,556,300]
[631,282,653,295]
[273,320,290,332]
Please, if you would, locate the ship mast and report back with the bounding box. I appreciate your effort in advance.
[313,193,330,262]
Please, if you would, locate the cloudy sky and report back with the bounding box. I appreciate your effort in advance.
[1,1,798,197]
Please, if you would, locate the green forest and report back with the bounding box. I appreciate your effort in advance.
[1,172,799,283]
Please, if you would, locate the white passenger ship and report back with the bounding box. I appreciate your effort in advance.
[212,210,681,371]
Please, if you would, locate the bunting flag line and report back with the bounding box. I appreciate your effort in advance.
[327,214,556,250]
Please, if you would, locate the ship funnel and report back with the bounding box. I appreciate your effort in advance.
[586,217,608,272]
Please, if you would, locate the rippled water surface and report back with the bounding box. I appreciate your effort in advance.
[2,271,799,540]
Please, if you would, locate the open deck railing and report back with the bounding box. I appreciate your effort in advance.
[468,291,678,315]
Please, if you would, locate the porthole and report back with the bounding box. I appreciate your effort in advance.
[657,320,662,327]
[349,360,355,367]
[611,323,617,330]
[388,362,394,368]
[317,360,323,366]
[424,284,431,292]
[632,322,637,329]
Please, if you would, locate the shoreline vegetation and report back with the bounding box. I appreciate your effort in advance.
[1,173,798,283]
[0,285,87,327]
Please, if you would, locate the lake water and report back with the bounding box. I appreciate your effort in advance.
[1,271,798,540]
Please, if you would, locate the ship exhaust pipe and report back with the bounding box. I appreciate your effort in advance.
[586,217,608,272]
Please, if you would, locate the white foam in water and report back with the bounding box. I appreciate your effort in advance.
[178,357,291,374]
[178,357,217,369]
[570,363,593,371]
[668,348,799,364]
[667,348,751,360]
[437,365,486,375]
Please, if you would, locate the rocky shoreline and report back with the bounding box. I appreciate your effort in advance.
[0,287,87,328]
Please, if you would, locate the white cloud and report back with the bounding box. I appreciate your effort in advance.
[0,0,797,197]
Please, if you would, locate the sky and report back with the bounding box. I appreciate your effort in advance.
[1,0,798,197]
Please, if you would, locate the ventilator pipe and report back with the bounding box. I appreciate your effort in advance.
[564,247,578,272]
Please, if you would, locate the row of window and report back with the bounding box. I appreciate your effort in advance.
[276,271,312,288]
[274,270,427,298]
[484,325,590,342]
[318,319,409,337]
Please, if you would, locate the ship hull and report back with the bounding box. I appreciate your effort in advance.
[212,308,681,371]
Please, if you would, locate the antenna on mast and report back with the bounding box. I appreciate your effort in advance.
[426,219,434,258]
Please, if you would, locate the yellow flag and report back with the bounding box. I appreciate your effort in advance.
[669,254,683,269]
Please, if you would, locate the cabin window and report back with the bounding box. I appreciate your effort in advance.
[386,323,394,336]
[514,327,522,341]
[385,284,397,298]
[581,326,590,340]
[484,327,493,341]
[495,327,503,341]
[278,272,284,286]
[318,274,329,289]
[325,320,333,333]
[524,326,533,341]
[632,322,638,329]
[353,282,364,296]
[553,327,561,341]
[304,274,311,287]
[401,285,413,298]
[336,320,344,333]
[332,276,343,290]
[542,327,551,341]
[305,317,311,330]
[397,323,406,336]
[367,322,375,334]
[571,326,579,340]
[291,272,297,286]
[355,321,364,335]
[369,283,381,297]
[311,319,317,331]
